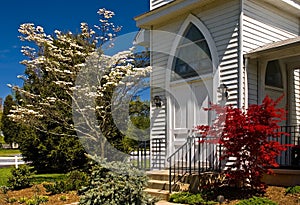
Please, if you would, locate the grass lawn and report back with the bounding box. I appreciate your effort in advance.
[0,166,76,205]
[130,159,150,170]
[0,166,14,186]
[0,166,67,186]
[0,149,21,156]
[31,173,67,184]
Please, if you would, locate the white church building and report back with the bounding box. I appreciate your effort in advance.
[134,0,300,173]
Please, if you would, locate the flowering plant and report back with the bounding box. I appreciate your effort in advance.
[7,8,151,171]
[195,96,290,190]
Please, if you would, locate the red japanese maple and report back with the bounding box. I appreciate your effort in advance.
[195,96,290,190]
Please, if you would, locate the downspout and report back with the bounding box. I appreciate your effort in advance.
[150,25,154,170]
[244,57,249,109]
[257,59,259,105]
[238,0,245,109]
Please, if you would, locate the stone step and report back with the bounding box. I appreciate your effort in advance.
[144,188,170,201]
[148,179,169,190]
[147,170,170,181]
[156,200,187,205]
[148,179,190,191]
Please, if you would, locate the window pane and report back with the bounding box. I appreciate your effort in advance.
[182,24,204,43]
[265,60,283,88]
[172,23,212,81]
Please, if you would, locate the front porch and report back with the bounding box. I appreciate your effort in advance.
[131,125,300,194]
[164,125,300,170]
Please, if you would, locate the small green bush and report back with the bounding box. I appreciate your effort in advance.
[7,197,17,203]
[236,196,277,205]
[37,195,49,203]
[286,186,300,194]
[169,192,217,205]
[66,170,88,191]
[7,165,33,190]
[25,199,36,205]
[25,195,49,205]
[169,192,190,203]
[18,196,28,203]
[78,156,157,205]
[43,181,67,195]
[43,170,88,195]
[0,185,9,194]
[0,136,5,144]
[60,195,67,201]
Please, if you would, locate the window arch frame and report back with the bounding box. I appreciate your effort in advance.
[166,14,219,85]
[171,23,213,81]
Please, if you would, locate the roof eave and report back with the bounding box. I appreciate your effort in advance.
[263,0,300,17]
[134,0,212,29]
[245,40,300,59]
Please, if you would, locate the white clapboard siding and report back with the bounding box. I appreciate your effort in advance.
[245,0,299,33]
[148,1,242,169]
[148,0,300,167]
[247,58,258,105]
[197,0,240,106]
[150,0,240,137]
[150,0,174,10]
[244,0,299,107]
[243,0,299,53]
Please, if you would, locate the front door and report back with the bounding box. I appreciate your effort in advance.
[168,79,212,156]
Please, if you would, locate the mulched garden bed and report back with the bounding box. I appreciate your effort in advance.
[0,184,79,205]
[206,185,300,205]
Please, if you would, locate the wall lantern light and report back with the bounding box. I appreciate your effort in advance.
[218,83,228,101]
[153,95,163,108]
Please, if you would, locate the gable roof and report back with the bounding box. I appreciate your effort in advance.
[135,0,300,28]
[134,0,214,28]
[245,36,300,59]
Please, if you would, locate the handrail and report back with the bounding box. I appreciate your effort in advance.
[166,125,300,193]
[274,125,300,168]
[166,137,191,193]
[167,131,222,193]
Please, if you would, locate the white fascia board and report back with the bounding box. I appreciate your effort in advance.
[135,0,212,28]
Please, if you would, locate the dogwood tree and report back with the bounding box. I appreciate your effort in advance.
[9,8,151,172]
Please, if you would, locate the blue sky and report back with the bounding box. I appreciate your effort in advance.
[0,0,149,102]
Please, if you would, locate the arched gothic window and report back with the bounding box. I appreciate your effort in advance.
[172,23,212,81]
[265,60,283,88]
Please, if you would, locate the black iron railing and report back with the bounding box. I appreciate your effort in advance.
[167,134,222,193]
[273,125,300,168]
[166,125,300,193]
[129,140,150,170]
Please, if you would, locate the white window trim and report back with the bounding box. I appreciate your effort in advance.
[166,14,220,103]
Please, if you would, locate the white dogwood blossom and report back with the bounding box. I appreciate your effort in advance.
[9,8,151,159]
